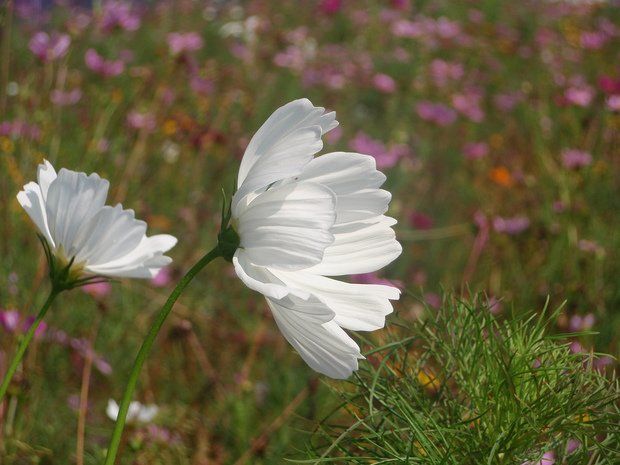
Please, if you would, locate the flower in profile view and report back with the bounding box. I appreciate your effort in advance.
[106,399,158,423]
[167,32,204,55]
[561,149,592,169]
[85,49,124,77]
[29,32,70,62]
[227,99,402,379]
[17,160,176,287]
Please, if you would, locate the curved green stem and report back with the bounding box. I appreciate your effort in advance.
[0,288,60,403]
[104,245,223,465]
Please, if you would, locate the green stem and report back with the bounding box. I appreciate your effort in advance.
[104,245,223,465]
[0,287,60,403]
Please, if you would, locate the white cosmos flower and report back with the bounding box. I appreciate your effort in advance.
[230,99,402,379]
[106,399,159,423]
[17,160,177,281]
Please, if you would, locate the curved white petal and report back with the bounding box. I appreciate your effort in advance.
[85,234,177,278]
[232,250,309,301]
[267,296,362,379]
[271,269,400,331]
[45,168,110,250]
[233,99,338,214]
[70,205,146,264]
[16,182,54,247]
[297,152,391,224]
[237,181,336,270]
[37,159,57,200]
[308,216,402,276]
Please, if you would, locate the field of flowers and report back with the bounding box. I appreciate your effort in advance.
[1,0,619,464]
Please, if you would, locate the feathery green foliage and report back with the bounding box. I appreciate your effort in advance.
[304,297,619,464]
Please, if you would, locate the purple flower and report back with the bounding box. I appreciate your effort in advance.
[348,132,408,169]
[415,101,457,126]
[561,149,592,169]
[82,281,112,299]
[409,212,434,230]
[319,0,342,15]
[0,120,41,140]
[29,32,70,62]
[429,59,464,87]
[493,91,523,112]
[564,86,594,107]
[50,89,82,106]
[126,111,156,132]
[100,1,140,32]
[566,439,580,454]
[607,95,620,111]
[0,310,20,332]
[85,49,124,77]
[151,267,172,287]
[24,316,47,339]
[569,313,595,332]
[373,73,397,93]
[167,32,204,55]
[493,216,530,235]
[190,75,214,95]
[580,31,608,49]
[452,90,485,122]
[463,142,488,160]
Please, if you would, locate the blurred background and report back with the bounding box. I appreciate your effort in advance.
[0,0,619,463]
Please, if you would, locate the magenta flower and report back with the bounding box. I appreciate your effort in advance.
[85,49,124,77]
[82,281,112,299]
[0,120,41,140]
[0,310,20,332]
[409,211,434,230]
[416,101,457,126]
[599,75,620,95]
[151,267,173,287]
[372,74,397,93]
[493,91,523,112]
[29,32,70,62]
[561,149,592,169]
[350,272,402,289]
[569,313,595,332]
[167,32,204,55]
[493,216,530,235]
[50,89,82,106]
[429,59,464,87]
[348,132,408,169]
[24,316,47,340]
[126,111,156,132]
[580,31,608,49]
[452,91,485,122]
[607,95,620,111]
[564,86,594,107]
[100,1,140,32]
[319,0,342,15]
[463,142,489,160]
[190,75,214,95]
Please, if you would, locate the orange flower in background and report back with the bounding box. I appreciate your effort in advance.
[417,368,441,393]
[489,166,514,187]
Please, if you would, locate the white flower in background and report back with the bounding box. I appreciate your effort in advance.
[230,99,402,379]
[106,399,158,424]
[17,160,176,281]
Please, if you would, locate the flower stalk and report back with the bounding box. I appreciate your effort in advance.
[0,287,60,403]
[103,243,226,465]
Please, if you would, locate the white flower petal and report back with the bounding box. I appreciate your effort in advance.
[237,182,336,270]
[232,250,308,300]
[37,159,57,200]
[106,399,120,421]
[271,270,400,331]
[45,168,110,250]
[233,98,338,214]
[267,296,363,379]
[16,182,54,247]
[307,216,402,276]
[297,152,391,223]
[70,205,146,264]
[85,234,177,278]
